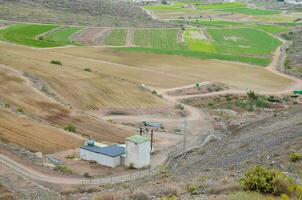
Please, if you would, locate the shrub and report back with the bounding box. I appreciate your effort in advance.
[186,183,199,195]
[16,108,24,113]
[240,166,294,195]
[255,97,270,108]
[161,196,177,200]
[64,123,76,133]
[289,153,301,162]
[83,172,91,178]
[247,91,258,100]
[54,164,72,174]
[152,90,157,95]
[84,68,92,72]
[50,60,62,65]
[175,104,184,110]
[65,153,76,159]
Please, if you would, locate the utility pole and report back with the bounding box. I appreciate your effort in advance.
[183,116,187,151]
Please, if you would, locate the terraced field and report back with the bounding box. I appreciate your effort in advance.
[0,24,61,48]
[44,27,82,45]
[104,29,127,46]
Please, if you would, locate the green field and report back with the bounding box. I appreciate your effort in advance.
[184,29,215,52]
[115,27,282,66]
[0,24,63,48]
[253,24,289,33]
[197,2,245,10]
[116,47,271,66]
[44,27,82,45]
[207,28,281,56]
[104,29,127,46]
[222,7,280,16]
[183,20,243,28]
[133,29,184,49]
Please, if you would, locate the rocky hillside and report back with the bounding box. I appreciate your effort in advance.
[0,0,171,27]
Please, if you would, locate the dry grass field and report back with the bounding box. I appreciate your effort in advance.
[0,109,83,153]
[0,43,165,111]
[51,46,294,92]
[0,64,134,150]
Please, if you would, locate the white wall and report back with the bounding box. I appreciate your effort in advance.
[125,141,151,169]
[80,149,121,168]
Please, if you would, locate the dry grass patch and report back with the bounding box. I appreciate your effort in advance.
[52,47,294,92]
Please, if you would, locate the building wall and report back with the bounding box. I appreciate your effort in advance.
[125,141,151,168]
[80,148,121,168]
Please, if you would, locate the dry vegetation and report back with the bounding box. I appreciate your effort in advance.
[0,64,134,151]
[0,0,171,28]
[51,46,294,92]
[0,109,83,153]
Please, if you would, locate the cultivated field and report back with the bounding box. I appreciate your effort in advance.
[0,109,83,153]
[44,27,82,45]
[50,46,294,92]
[73,27,111,46]
[133,29,183,49]
[0,24,61,48]
[104,29,127,46]
[206,28,281,56]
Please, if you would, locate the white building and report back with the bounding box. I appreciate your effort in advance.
[125,135,151,169]
[80,144,125,168]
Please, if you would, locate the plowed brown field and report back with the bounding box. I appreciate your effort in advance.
[0,64,133,150]
[0,109,83,154]
[73,28,111,46]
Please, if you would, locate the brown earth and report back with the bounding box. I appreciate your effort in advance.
[51,46,294,91]
[0,109,83,154]
[0,64,133,150]
[73,28,112,46]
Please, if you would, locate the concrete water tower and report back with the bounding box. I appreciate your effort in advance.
[125,135,151,169]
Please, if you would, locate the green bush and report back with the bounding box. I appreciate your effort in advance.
[64,123,76,133]
[240,166,294,195]
[186,184,199,195]
[50,60,62,65]
[289,153,301,162]
[255,97,270,108]
[247,90,258,100]
[54,164,72,174]
[84,68,92,72]
[17,108,24,113]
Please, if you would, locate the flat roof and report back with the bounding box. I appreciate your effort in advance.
[143,121,162,128]
[126,135,149,144]
[81,145,125,157]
